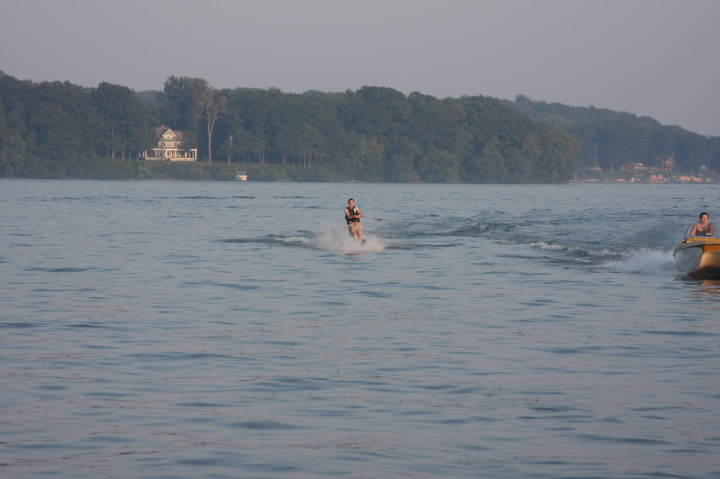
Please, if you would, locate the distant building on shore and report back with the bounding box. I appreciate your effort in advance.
[141,127,198,161]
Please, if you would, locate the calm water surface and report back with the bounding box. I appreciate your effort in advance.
[2,179,719,478]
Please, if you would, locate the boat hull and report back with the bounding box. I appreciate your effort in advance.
[673,240,720,278]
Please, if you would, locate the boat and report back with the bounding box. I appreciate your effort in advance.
[235,171,248,181]
[673,223,720,278]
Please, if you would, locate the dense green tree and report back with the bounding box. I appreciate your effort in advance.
[0,95,27,176]
[350,136,385,181]
[595,118,648,170]
[92,82,154,159]
[158,76,209,132]
[416,149,459,183]
[275,125,325,167]
[649,127,675,167]
[30,101,82,163]
[385,152,419,182]
[202,89,227,164]
[676,132,712,172]
[708,137,720,171]
[479,138,510,182]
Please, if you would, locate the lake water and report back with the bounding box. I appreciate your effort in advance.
[2,179,719,478]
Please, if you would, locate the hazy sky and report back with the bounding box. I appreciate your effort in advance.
[2,0,718,136]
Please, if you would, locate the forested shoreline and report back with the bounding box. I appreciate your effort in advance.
[503,96,720,176]
[0,71,717,182]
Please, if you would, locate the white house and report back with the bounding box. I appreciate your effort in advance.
[142,127,198,161]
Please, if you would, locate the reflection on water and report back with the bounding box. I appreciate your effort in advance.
[677,276,720,303]
[696,279,720,302]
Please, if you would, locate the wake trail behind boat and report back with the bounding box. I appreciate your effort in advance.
[600,248,676,276]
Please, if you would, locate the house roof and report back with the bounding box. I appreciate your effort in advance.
[154,126,183,141]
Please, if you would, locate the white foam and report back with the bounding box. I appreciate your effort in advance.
[315,228,385,253]
[531,241,567,251]
[530,241,618,257]
[602,248,676,275]
[282,236,313,246]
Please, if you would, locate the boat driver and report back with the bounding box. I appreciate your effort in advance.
[689,212,716,237]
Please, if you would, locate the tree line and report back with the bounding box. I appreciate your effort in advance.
[0,72,581,182]
[504,95,720,175]
[5,71,714,182]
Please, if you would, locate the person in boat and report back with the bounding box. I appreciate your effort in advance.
[689,212,716,237]
[344,198,364,242]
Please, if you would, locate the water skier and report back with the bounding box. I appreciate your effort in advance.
[344,198,365,243]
